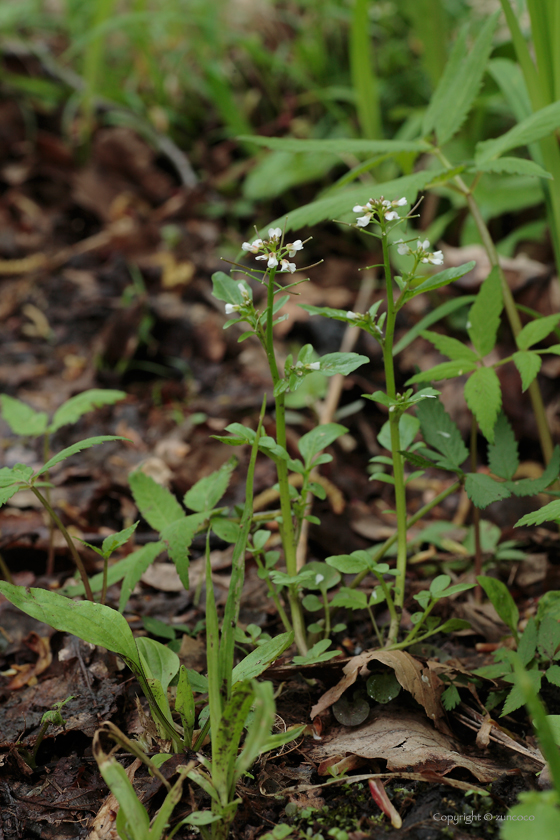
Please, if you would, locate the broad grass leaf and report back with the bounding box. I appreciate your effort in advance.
[184,457,237,513]
[0,583,138,664]
[129,470,184,530]
[118,542,166,612]
[416,397,469,468]
[517,314,560,350]
[465,473,511,509]
[407,360,478,383]
[477,575,519,635]
[244,150,340,201]
[49,389,126,434]
[96,756,150,838]
[487,412,519,480]
[476,100,560,164]
[464,367,502,442]
[425,12,499,146]
[36,436,127,476]
[0,395,48,437]
[237,136,431,155]
[136,636,180,692]
[473,157,552,179]
[467,267,503,357]
[513,350,542,391]
[421,330,479,363]
[408,261,477,296]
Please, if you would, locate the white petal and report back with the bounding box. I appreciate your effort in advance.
[396,197,408,206]
[356,214,371,227]
[353,204,364,213]
[346,311,359,320]
[255,254,267,260]
[382,199,392,208]
[267,255,278,268]
[308,361,321,371]
[241,242,253,251]
[225,304,236,314]
[384,211,399,221]
[422,239,430,250]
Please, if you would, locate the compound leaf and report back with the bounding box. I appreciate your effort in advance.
[464,367,502,442]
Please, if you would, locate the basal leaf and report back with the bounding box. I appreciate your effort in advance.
[473,156,552,179]
[407,261,477,296]
[298,423,348,466]
[184,457,237,513]
[135,636,180,692]
[464,367,502,442]
[487,412,519,480]
[49,389,126,434]
[477,575,519,636]
[0,395,48,437]
[476,99,560,164]
[465,473,511,509]
[421,330,480,362]
[467,267,503,357]
[416,396,469,468]
[0,583,138,665]
[513,351,542,391]
[517,314,560,350]
[36,436,127,476]
[237,136,431,155]
[129,470,184,531]
[407,360,478,383]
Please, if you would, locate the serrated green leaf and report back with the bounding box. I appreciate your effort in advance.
[488,412,519,480]
[476,99,560,164]
[129,471,184,531]
[441,685,462,711]
[516,499,560,527]
[537,615,560,662]
[160,513,207,589]
[513,350,542,391]
[517,617,537,666]
[464,367,502,442]
[467,267,503,357]
[0,464,34,487]
[35,436,127,477]
[421,330,480,363]
[477,575,519,636]
[49,389,126,434]
[100,521,139,558]
[517,314,560,350]
[298,423,347,466]
[506,446,560,498]
[426,12,499,146]
[0,485,24,505]
[465,473,511,508]
[407,261,477,296]
[393,295,476,356]
[501,669,542,717]
[407,359,478,383]
[416,397,469,468]
[473,156,552,179]
[0,395,48,437]
[238,136,431,155]
[184,457,237,513]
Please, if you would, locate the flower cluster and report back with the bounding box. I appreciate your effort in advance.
[242,227,304,273]
[225,283,251,315]
[396,238,444,266]
[353,197,408,228]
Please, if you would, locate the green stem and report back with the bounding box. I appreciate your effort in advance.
[30,487,94,601]
[254,555,293,634]
[0,551,13,584]
[380,229,408,646]
[470,416,483,603]
[43,432,55,576]
[262,270,308,655]
[101,558,109,607]
[367,605,384,647]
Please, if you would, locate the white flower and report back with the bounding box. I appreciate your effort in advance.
[396,197,407,206]
[396,239,410,255]
[384,210,399,221]
[267,254,278,268]
[225,303,240,315]
[287,239,303,257]
[422,250,444,265]
[382,199,392,208]
[279,259,296,273]
[346,311,359,320]
[242,239,263,253]
[268,227,282,241]
[356,213,372,227]
[353,204,366,213]
[308,361,321,371]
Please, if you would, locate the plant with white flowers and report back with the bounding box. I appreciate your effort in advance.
[211,226,369,658]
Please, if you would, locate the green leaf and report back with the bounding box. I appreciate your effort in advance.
[0,583,138,664]
[502,669,542,717]
[302,561,341,591]
[517,617,537,666]
[416,397,469,468]
[325,552,370,574]
[237,136,431,155]
[49,389,126,433]
[517,314,560,350]
[117,542,166,611]
[505,446,560,498]
[183,812,222,827]
[424,12,499,146]
[406,360,478,384]
[465,473,511,509]
[421,330,480,363]
[316,352,368,377]
[538,615,560,662]
[211,516,241,543]
[487,412,519,480]
[298,423,348,467]
[473,156,552,179]
[546,665,560,688]
[467,267,503,357]
[129,471,184,531]
[292,639,340,665]
[407,261,477,296]
[0,464,34,487]
[393,295,476,356]
[378,414,420,452]
[136,636,180,692]
[0,395,48,437]
[100,521,139,558]
[441,685,461,711]
[477,575,519,636]
[96,756,150,839]
[500,791,560,840]
[513,350,542,391]
[160,514,207,589]
[231,632,294,684]
[464,367,502,442]
[35,436,127,477]
[476,99,560,164]
[211,271,247,305]
[516,499,560,527]
[0,485,24,506]
[330,587,368,610]
[184,457,237,513]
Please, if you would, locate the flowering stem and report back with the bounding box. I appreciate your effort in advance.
[263,270,308,655]
[380,228,408,646]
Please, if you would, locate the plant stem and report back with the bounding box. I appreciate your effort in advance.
[470,416,483,603]
[263,270,308,655]
[43,432,56,576]
[30,487,94,601]
[0,552,13,584]
[380,229,409,646]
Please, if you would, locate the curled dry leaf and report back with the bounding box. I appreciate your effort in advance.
[311,649,448,732]
[313,709,514,783]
